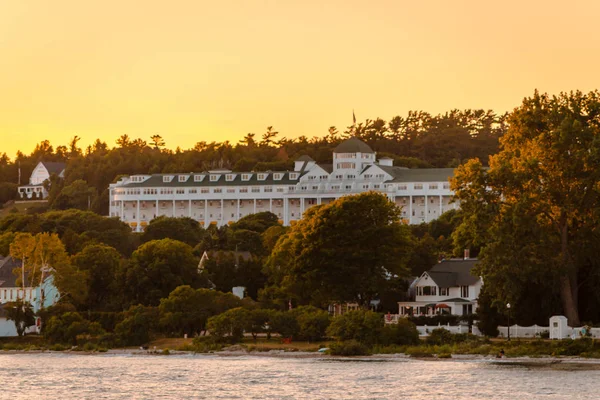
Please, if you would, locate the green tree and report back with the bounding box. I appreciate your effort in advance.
[292,306,330,342]
[114,305,160,346]
[121,239,205,307]
[326,310,384,346]
[452,90,600,325]
[44,312,104,345]
[52,179,97,211]
[71,244,122,311]
[142,216,204,247]
[207,307,248,343]
[267,192,413,307]
[4,300,35,336]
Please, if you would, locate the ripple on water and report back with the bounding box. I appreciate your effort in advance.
[0,354,599,399]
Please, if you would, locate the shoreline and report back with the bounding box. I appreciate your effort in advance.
[3,348,600,368]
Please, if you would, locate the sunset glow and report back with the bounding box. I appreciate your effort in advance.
[2,0,600,157]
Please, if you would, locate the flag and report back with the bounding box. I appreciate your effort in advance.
[352,110,356,124]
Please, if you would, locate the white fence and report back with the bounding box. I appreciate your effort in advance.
[415,324,481,336]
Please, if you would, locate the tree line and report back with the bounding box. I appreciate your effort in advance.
[0,109,507,214]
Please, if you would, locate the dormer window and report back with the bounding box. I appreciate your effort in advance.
[194,175,204,182]
[163,176,173,183]
[226,174,235,181]
[289,173,298,180]
[178,175,188,182]
[273,173,283,180]
[257,173,267,180]
[210,175,219,182]
[242,174,251,181]
[130,175,147,183]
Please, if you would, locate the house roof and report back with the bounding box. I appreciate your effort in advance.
[378,165,455,183]
[0,256,21,288]
[295,155,314,162]
[120,171,299,188]
[205,250,253,263]
[333,137,374,154]
[425,259,479,287]
[40,161,66,175]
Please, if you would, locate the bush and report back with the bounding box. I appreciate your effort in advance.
[207,307,248,343]
[328,340,372,356]
[44,312,106,345]
[292,306,330,342]
[114,305,159,346]
[270,311,299,339]
[382,319,419,346]
[326,310,383,346]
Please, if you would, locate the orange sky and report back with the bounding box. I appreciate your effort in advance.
[1,0,599,158]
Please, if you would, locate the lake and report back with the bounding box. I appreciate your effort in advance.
[0,353,598,399]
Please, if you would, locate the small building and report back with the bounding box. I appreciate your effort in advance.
[18,161,66,200]
[396,259,482,317]
[0,256,61,337]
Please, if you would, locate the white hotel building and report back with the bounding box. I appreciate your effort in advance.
[109,138,457,232]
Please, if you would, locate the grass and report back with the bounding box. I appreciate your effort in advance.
[0,201,46,217]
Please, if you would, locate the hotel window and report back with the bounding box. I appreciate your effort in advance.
[240,188,248,193]
[301,186,307,191]
[274,173,283,180]
[179,175,188,182]
[338,162,355,169]
[213,188,222,193]
[347,175,355,179]
[257,173,267,180]
[226,174,235,181]
[414,184,423,190]
[320,175,328,180]
[288,186,295,192]
[308,176,316,180]
[163,176,173,183]
[242,174,251,180]
[176,189,184,194]
[375,174,385,179]
[251,187,260,193]
[189,189,197,194]
[345,185,352,190]
[312,186,318,190]
[362,184,369,189]
[443,183,450,189]
[461,286,469,298]
[335,175,343,180]
[429,184,438,190]
[364,174,372,179]
[227,188,235,193]
[210,175,219,182]
[398,184,407,190]
[277,187,284,192]
[373,184,380,189]
[201,188,209,194]
[194,175,204,182]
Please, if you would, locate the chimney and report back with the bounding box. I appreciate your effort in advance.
[464,249,470,260]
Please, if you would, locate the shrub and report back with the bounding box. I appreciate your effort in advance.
[425,328,454,345]
[382,319,419,346]
[114,305,159,346]
[207,307,248,343]
[326,310,383,346]
[328,340,372,356]
[270,311,299,339]
[293,307,330,342]
[44,312,106,345]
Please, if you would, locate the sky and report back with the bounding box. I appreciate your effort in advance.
[1,0,600,158]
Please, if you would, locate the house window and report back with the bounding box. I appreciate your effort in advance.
[257,173,267,180]
[443,183,450,189]
[163,176,173,183]
[264,187,273,192]
[461,286,469,298]
[240,188,248,193]
[414,184,423,190]
[194,175,203,182]
[210,175,219,182]
[289,173,298,180]
[242,174,251,180]
[201,189,209,194]
[429,184,438,190]
[251,187,260,193]
[398,185,407,190]
[421,286,437,296]
[213,188,222,193]
[226,174,235,181]
[440,287,449,296]
[179,175,188,182]
[273,173,283,180]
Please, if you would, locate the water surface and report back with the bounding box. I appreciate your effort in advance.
[0,353,598,399]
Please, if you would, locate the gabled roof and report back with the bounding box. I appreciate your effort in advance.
[333,137,374,154]
[316,163,333,173]
[379,165,454,183]
[0,256,21,288]
[40,161,66,175]
[424,259,479,287]
[118,171,298,188]
[295,155,314,162]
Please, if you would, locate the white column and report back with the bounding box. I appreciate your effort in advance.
[300,198,305,218]
[120,200,124,220]
[155,199,158,219]
[172,200,175,217]
[188,199,192,218]
[283,198,289,225]
[136,200,140,232]
[220,199,224,225]
[269,198,272,213]
[439,195,442,215]
[237,199,240,220]
[317,197,322,205]
[425,195,428,223]
[253,199,257,213]
[409,195,412,225]
[204,200,208,226]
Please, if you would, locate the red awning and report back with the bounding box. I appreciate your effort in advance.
[435,303,450,308]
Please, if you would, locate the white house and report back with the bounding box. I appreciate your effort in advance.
[397,258,482,317]
[109,137,458,231]
[18,161,66,199]
[0,256,61,337]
